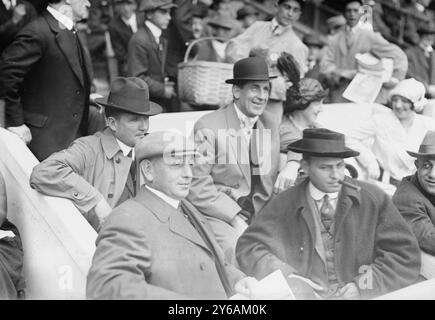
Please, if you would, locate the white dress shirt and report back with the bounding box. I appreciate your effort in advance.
[116,139,134,159]
[47,5,74,31]
[309,182,339,213]
[234,103,258,144]
[146,186,180,209]
[2,0,16,11]
[145,20,162,44]
[122,12,137,33]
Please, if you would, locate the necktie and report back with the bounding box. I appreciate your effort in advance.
[320,195,334,233]
[345,29,354,48]
[127,150,136,196]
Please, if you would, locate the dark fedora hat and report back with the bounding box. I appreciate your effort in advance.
[208,14,236,30]
[138,0,177,11]
[288,128,360,158]
[225,57,277,84]
[95,77,163,116]
[407,131,435,159]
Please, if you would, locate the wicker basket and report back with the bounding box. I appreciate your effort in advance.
[177,37,233,107]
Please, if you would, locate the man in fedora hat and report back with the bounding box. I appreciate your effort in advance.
[187,56,280,264]
[30,77,162,231]
[128,0,177,112]
[237,128,421,299]
[393,131,435,255]
[87,131,259,299]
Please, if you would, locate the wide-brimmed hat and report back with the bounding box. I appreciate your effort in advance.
[407,131,435,159]
[389,78,427,113]
[288,128,360,158]
[225,57,277,84]
[284,78,329,112]
[95,77,162,116]
[138,0,177,11]
[208,14,236,30]
[237,5,258,20]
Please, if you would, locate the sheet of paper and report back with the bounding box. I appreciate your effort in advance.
[0,230,15,240]
[342,72,383,104]
[230,270,296,300]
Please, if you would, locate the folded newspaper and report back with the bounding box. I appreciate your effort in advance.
[343,53,393,103]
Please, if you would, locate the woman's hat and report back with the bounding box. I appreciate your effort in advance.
[284,78,329,112]
[95,77,163,116]
[288,128,360,158]
[389,78,427,113]
[225,57,277,84]
[407,131,435,159]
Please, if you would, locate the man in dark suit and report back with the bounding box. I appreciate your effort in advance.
[87,131,259,299]
[237,128,421,299]
[109,0,140,77]
[0,0,36,53]
[406,26,435,98]
[0,0,93,161]
[393,131,435,256]
[128,0,176,112]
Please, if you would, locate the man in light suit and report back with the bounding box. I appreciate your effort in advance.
[187,57,280,263]
[128,0,177,111]
[86,131,259,299]
[320,0,408,104]
[30,77,162,231]
[0,0,93,161]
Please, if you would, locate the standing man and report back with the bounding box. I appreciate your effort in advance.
[109,0,140,77]
[30,77,162,231]
[237,128,421,299]
[393,131,435,256]
[320,0,408,104]
[128,0,177,112]
[87,131,258,299]
[187,57,280,262]
[0,0,93,161]
[226,0,309,76]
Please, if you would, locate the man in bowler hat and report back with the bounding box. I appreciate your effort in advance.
[30,77,162,231]
[187,57,280,264]
[237,128,421,299]
[87,131,259,299]
[393,131,435,256]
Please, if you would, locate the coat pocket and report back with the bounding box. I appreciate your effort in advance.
[24,111,48,128]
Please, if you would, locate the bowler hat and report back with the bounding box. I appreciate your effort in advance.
[407,131,435,159]
[208,14,236,30]
[288,128,360,158]
[135,131,198,163]
[138,0,177,11]
[95,77,163,116]
[225,57,277,84]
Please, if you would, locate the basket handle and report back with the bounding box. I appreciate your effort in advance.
[184,37,227,62]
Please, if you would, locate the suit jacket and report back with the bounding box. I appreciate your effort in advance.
[393,174,435,256]
[0,10,93,161]
[29,128,134,231]
[128,25,168,104]
[187,104,280,224]
[108,13,141,77]
[320,28,408,104]
[0,0,36,53]
[86,187,245,299]
[236,177,421,299]
[405,45,435,90]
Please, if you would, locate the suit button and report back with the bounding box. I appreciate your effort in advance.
[76,90,81,95]
[199,263,206,271]
[73,192,79,197]
[115,158,121,164]
[73,113,78,118]
[234,184,240,189]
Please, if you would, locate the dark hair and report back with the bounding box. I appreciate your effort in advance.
[277,0,306,8]
[104,106,128,119]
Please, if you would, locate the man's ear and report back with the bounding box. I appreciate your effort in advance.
[232,85,241,100]
[300,159,309,175]
[106,116,117,132]
[141,159,154,184]
[415,159,419,169]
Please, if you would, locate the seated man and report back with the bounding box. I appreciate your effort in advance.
[30,77,162,231]
[187,57,280,262]
[237,128,421,299]
[393,131,435,255]
[0,171,25,299]
[86,131,258,299]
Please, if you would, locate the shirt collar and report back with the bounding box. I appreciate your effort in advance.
[271,18,291,35]
[2,0,16,10]
[47,5,74,31]
[309,181,339,201]
[234,103,258,129]
[116,138,134,159]
[145,20,162,42]
[146,186,180,209]
[122,13,137,32]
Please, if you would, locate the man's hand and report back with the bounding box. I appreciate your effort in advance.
[366,160,380,180]
[234,277,259,299]
[428,84,435,98]
[231,214,248,236]
[274,161,299,194]
[12,4,26,24]
[339,69,357,80]
[334,282,360,300]
[164,81,176,99]
[93,198,112,228]
[7,124,32,144]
